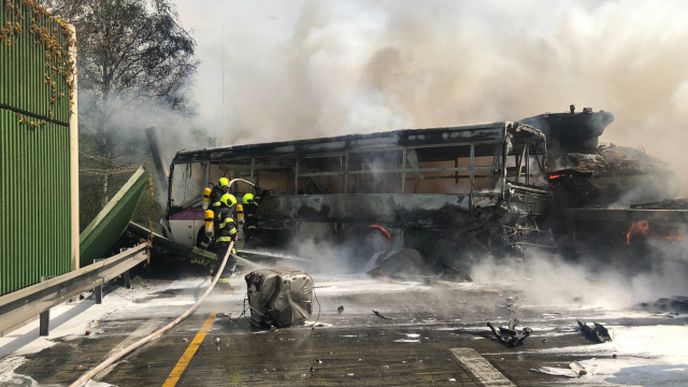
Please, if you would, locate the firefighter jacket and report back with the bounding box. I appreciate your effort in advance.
[210,184,229,209]
[214,207,237,244]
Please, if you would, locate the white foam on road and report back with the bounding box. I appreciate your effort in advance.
[516,325,688,386]
[0,357,35,386]
[311,275,431,295]
[0,276,211,383]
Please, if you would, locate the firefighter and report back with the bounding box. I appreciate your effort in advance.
[214,193,238,273]
[209,177,231,211]
[242,192,259,242]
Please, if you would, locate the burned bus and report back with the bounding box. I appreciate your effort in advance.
[164,120,552,267]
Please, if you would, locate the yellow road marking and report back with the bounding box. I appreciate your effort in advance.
[162,312,217,387]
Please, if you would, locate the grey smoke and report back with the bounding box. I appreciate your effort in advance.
[172,0,688,191]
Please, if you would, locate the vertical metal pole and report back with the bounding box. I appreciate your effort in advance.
[39,310,50,336]
[250,158,255,180]
[401,148,406,193]
[469,144,475,192]
[525,142,530,186]
[94,285,103,304]
[343,152,349,193]
[294,159,299,194]
[340,155,344,192]
[203,162,210,187]
[501,128,509,197]
[123,271,131,289]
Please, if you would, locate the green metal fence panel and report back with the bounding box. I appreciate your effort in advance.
[1,1,73,296]
[0,107,71,295]
[1,0,72,124]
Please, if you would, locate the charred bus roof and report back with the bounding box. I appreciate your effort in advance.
[172,121,544,164]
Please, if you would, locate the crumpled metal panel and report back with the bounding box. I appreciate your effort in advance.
[79,167,148,267]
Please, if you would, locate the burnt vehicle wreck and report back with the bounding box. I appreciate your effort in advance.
[164,106,681,272]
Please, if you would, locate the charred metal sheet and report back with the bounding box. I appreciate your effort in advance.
[505,184,551,216]
[520,109,614,150]
[398,124,505,147]
[567,208,688,223]
[173,123,509,164]
[257,193,473,227]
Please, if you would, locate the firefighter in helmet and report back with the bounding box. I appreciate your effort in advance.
[214,193,238,272]
[241,192,260,242]
[209,177,230,211]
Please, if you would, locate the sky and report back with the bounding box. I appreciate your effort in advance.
[172,0,688,186]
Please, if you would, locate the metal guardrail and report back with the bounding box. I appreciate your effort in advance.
[0,243,149,336]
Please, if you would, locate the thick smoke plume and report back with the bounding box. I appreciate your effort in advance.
[174,0,688,190]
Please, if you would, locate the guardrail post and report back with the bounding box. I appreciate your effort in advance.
[38,276,54,336]
[123,271,131,289]
[39,310,50,336]
[94,285,103,304]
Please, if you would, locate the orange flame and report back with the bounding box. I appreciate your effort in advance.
[626,220,649,245]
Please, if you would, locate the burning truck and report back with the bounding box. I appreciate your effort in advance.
[160,106,681,273]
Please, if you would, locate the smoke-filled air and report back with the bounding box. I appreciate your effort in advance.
[177,0,688,190]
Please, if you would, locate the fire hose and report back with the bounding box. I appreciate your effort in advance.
[70,178,256,387]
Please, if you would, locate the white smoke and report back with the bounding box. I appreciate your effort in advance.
[470,246,688,309]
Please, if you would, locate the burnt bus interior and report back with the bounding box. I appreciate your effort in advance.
[167,122,548,219]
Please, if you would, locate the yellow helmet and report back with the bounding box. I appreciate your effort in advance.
[218,177,230,187]
[220,193,237,207]
[242,192,255,204]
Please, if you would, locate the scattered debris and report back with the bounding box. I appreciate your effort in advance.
[337,305,344,314]
[530,366,577,378]
[372,310,392,320]
[577,320,612,343]
[569,361,587,376]
[307,358,323,378]
[530,361,587,378]
[639,296,688,314]
[487,318,532,347]
[214,337,222,345]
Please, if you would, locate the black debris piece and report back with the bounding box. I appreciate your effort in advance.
[337,305,344,314]
[372,310,392,320]
[577,320,612,343]
[487,318,532,347]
